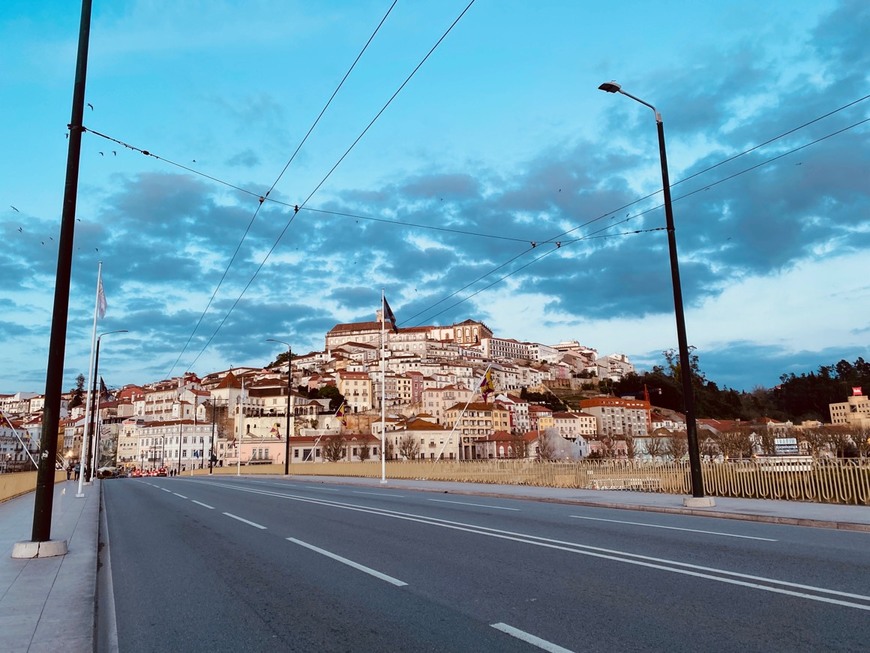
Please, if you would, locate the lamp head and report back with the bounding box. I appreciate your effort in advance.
[598,81,621,94]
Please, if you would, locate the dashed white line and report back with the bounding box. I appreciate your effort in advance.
[172,492,188,499]
[160,488,172,493]
[192,500,214,509]
[491,623,574,652]
[352,491,405,498]
[429,498,519,511]
[570,515,777,541]
[223,512,267,529]
[288,538,407,587]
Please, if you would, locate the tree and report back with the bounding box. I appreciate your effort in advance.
[717,426,754,459]
[664,432,688,461]
[510,433,529,459]
[398,434,420,460]
[313,385,345,412]
[358,442,371,461]
[622,434,636,460]
[323,435,346,462]
[69,373,86,408]
[644,436,667,460]
[536,432,557,461]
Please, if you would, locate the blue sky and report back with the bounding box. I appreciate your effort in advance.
[1,0,868,395]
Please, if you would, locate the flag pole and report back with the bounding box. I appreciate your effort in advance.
[438,363,492,461]
[380,290,387,484]
[77,261,102,498]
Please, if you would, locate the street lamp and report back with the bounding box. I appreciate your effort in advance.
[598,81,712,506]
[267,339,292,475]
[78,328,127,496]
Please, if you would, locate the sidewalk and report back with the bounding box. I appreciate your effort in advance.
[1,476,867,653]
[0,479,100,653]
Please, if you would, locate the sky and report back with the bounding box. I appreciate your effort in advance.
[1,0,868,396]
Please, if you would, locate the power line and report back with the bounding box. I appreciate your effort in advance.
[175,0,400,375]
[406,117,869,326]
[84,89,866,364]
[184,0,478,371]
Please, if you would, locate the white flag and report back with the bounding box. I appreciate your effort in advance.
[97,275,107,319]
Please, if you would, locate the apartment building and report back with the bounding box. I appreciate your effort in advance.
[580,396,651,437]
[829,388,870,429]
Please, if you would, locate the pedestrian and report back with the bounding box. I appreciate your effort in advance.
[74,462,80,481]
[66,465,72,481]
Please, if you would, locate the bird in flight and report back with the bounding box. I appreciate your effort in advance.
[87,103,94,110]
[10,205,19,212]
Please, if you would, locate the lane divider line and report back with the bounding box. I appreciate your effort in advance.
[288,537,407,587]
[173,493,188,499]
[223,512,267,529]
[570,515,777,541]
[192,500,214,509]
[429,498,520,511]
[491,623,575,653]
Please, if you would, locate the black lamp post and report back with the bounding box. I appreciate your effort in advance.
[598,81,710,504]
[267,339,292,475]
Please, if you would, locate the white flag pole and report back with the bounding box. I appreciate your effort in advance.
[380,290,387,484]
[77,261,102,498]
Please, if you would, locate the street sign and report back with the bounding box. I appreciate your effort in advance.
[774,437,799,455]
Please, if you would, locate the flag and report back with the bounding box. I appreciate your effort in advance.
[336,402,347,427]
[270,423,281,438]
[97,275,107,320]
[99,376,109,401]
[383,296,398,333]
[479,369,495,401]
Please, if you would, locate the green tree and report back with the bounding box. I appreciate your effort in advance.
[312,385,345,412]
[69,373,86,408]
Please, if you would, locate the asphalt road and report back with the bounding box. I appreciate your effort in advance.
[102,477,870,652]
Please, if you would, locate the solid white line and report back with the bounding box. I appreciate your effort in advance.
[198,479,870,610]
[570,515,777,541]
[491,623,575,653]
[352,491,405,498]
[223,512,267,529]
[430,498,520,511]
[288,538,407,587]
[192,500,214,509]
[302,485,340,491]
[173,492,188,499]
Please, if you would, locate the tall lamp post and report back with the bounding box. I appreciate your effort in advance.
[79,329,127,496]
[598,81,712,506]
[267,339,292,475]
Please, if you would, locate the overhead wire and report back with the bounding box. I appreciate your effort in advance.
[177,0,401,374]
[83,83,867,360]
[404,116,870,326]
[184,0,478,370]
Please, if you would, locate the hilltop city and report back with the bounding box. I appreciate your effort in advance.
[1,313,867,475]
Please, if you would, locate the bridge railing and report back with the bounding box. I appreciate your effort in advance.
[53,457,866,506]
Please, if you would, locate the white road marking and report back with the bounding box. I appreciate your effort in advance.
[160,488,172,493]
[302,485,340,492]
[197,479,870,611]
[570,515,777,541]
[223,512,267,529]
[288,538,407,587]
[352,491,405,498]
[430,498,519,511]
[172,493,188,499]
[491,623,575,653]
[192,500,214,509]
